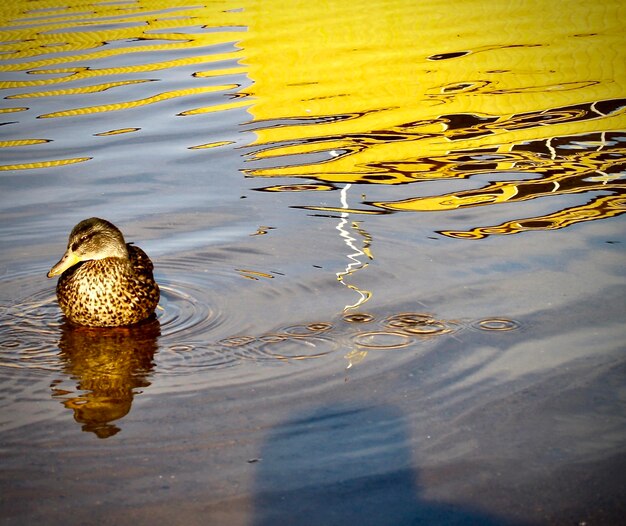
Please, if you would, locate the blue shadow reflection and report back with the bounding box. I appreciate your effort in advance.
[252,404,521,526]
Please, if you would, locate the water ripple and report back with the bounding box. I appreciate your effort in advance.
[157,342,238,374]
[352,331,415,350]
[471,317,521,332]
[234,334,338,364]
[1,285,63,374]
[156,280,219,338]
[0,267,524,382]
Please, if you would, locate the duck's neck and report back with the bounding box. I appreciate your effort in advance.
[109,242,130,260]
[94,240,129,261]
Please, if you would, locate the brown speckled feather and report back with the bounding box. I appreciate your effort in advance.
[56,244,160,327]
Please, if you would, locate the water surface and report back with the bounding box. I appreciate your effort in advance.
[1,1,625,524]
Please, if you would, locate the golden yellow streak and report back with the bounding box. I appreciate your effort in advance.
[0,157,91,170]
[194,67,247,78]
[374,175,626,213]
[0,139,49,147]
[236,268,275,279]
[38,84,237,118]
[0,107,28,113]
[260,184,335,192]
[94,128,140,136]
[375,185,520,212]
[441,194,626,239]
[250,138,349,160]
[189,140,234,149]
[179,98,251,115]
[6,79,154,98]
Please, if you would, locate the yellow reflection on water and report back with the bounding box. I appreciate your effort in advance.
[1,0,624,235]
[240,0,626,235]
[38,84,238,118]
[0,0,249,169]
[242,0,624,158]
[0,156,91,171]
[0,138,49,147]
[6,79,154,98]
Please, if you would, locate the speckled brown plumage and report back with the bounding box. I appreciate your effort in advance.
[48,218,159,327]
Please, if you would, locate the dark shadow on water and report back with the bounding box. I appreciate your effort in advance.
[52,318,160,438]
[252,404,523,526]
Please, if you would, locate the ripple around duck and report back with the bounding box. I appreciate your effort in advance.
[155,333,340,375]
[0,285,64,374]
[156,280,221,339]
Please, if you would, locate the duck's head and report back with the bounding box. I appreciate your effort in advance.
[47,217,129,278]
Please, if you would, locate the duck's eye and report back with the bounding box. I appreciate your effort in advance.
[80,235,89,243]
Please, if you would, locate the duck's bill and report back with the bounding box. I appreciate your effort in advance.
[47,250,80,278]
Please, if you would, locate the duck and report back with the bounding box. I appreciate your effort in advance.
[47,217,160,327]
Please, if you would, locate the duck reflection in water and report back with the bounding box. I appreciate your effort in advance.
[52,319,160,439]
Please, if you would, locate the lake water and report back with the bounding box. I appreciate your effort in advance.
[1,1,625,524]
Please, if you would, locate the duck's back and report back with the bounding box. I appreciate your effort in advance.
[56,244,160,327]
